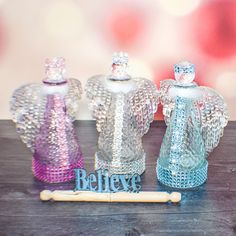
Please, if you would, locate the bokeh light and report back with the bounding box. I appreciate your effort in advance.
[105,7,146,48]
[128,59,153,79]
[42,1,84,41]
[159,0,201,16]
[215,72,236,98]
[0,0,236,119]
[191,0,236,59]
[154,64,174,88]
[0,16,7,60]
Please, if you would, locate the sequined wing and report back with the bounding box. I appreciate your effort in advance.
[10,84,46,151]
[197,87,229,154]
[159,79,176,124]
[159,80,229,153]
[130,78,159,136]
[65,78,83,121]
[85,75,112,132]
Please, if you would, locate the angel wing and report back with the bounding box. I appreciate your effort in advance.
[196,87,229,154]
[159,79,176,124]
[10,83,46,151]
[85,75,112,132]
[129,78,159,136]
[159,80,229,154]
[65,78,83,121]
[10,78,83,151]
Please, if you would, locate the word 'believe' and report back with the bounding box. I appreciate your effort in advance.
[75,169,141,193]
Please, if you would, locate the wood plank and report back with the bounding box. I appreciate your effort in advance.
[0,120,235,235]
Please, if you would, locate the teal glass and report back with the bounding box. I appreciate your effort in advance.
[157,61,229,189]
[157,96,208,188]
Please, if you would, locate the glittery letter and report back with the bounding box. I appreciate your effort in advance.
[75,169,88,190]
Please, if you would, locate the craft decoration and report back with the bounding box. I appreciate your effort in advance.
[157,61,229,188]
[86,52,159,175]
[40,190,181,203]
[74,168,141,193]
[10,57,83,183]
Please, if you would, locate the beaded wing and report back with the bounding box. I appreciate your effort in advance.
[86,76,158,135]
[10,59,82,152]
[160,62,229,154]
[130,78,158,136]
[85,75,112,133]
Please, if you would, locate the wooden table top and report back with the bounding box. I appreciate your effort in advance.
[0,120,235,236]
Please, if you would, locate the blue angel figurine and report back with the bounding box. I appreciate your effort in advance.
[157,61,229,188]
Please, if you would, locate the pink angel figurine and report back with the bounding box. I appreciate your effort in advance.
[10,57,83,183]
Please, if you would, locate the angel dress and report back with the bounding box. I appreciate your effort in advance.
[86,52,159,175]
[10,57,83,183]
[157,61,229,188]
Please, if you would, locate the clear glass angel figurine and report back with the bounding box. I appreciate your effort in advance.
[10,57,83,183]
[86,52,158,175]
[157,61,229,188]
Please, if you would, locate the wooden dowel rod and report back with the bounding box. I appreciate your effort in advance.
[40,190,181,203]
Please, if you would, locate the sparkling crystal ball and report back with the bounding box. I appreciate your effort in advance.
[174,61,195,84]
[112,52,129,65]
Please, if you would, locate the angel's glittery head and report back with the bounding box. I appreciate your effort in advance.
[112,52,129,65]
[110,52,130,81]
[174,61,195,85]
[43,57,67,85]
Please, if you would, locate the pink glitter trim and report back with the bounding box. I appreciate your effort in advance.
[45,57,65,69]
[32,156,83,183]
[44,57,67,84]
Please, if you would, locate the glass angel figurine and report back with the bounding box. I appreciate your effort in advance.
[10,57,83,183]
[157,61,229,188]
[86,52,158,175]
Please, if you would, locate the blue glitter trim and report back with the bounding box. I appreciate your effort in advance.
[174,62,195,74]
[157,159,208,189]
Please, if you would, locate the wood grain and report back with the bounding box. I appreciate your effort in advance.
[0,120,235,236]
